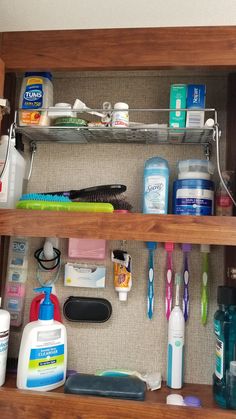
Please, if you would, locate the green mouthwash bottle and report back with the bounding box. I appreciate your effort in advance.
[213,286,236,408]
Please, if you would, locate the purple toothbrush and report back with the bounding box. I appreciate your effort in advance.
[182,243,191,322]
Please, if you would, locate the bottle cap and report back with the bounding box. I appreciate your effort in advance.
[183,396,201,407]
[217,286,236,306]
[24,72,52,81]
[166,394,185,406]
[119,291,128,301]
[114,102,129,110]
[230,361,236,376]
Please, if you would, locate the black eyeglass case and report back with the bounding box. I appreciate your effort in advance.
[64,373,146,401]
[63,296,112,323]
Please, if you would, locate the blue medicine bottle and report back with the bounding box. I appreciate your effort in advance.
[213,286,236,408]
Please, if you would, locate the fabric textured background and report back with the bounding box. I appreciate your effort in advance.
[9,70,227,384]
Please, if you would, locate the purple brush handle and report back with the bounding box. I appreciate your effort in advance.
[183,254,189,321]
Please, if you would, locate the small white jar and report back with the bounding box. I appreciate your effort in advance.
[112,102,129,128]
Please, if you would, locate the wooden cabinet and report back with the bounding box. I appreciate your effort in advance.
[1,27,236,418]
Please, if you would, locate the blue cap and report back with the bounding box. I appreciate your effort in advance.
[25,72,52,81]
[34,287,54,320]
[183,396,201,407]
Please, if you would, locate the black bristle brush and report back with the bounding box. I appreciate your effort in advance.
[42,184,132,211]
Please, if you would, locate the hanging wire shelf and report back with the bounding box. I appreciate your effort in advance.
[13,108,218,145]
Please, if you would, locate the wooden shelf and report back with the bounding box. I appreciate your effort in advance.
[0,374,233,419]
[0,209,235,245]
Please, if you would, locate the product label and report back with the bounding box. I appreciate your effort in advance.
[114,257,132,288]
[144,175,166,214]
[215,337,224,379]
[175,188,213,215]
[214,319,224,380]
[26,343,64,388]
[0,330,9,354]
[21,77,44,125]
[214,319,221,337]
[22,77,43,110]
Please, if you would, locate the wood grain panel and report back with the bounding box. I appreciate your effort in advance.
[0,210,236,245]
[0,376,234,419]
[2,27,236,71]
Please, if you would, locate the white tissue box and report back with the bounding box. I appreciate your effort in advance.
[64,263,106,288]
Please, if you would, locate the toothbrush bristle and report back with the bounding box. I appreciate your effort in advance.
[175,273,181,285]
[165,242,174,251]
[182,243,191,252]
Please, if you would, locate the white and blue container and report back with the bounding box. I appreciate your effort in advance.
[173,159,214,216]
[143,157,169,214]
[19,72,53,126]
[17,287,67,391]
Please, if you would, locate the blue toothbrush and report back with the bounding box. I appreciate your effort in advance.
[146,241,157,319]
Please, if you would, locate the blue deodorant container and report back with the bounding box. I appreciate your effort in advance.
[143,157,169,214]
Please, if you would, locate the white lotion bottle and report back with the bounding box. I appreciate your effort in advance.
[167,273,185,389]
[17,286,67,391]
[0,308,10,386]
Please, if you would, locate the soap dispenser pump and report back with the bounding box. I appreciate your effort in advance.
[17,286,67,391]
[35,286,54,321]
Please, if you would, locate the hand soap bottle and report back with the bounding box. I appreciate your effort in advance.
[17,287,67,391]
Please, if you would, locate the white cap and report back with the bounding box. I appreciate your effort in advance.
[114,102,129,110]
[205,118,215,128]
[119,291,128,301]
[230,361,236,376]
[166,394,185,406]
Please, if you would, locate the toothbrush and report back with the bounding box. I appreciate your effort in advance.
[165,242,174,320]
[146,241,157,319]
[200,244,210,325]
[182,243,191,322]
[167,273,185,389]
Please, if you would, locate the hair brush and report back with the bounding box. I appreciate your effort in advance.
[42,184,126,200]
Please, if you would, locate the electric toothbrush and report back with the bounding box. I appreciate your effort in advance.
[167,273,185,389]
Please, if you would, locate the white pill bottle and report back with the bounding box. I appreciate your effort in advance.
[0,309,10,386]
[112,102,129,127]
[19,72,53,126]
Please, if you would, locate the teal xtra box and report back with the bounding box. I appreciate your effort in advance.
[169,84,187,128]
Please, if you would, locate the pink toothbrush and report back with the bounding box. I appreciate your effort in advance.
[165,242,174,320]
[182,243,191,322]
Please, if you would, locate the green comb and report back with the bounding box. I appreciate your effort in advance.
[16,200,114,212]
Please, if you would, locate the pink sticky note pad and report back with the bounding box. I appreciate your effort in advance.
[68,238,106,260]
